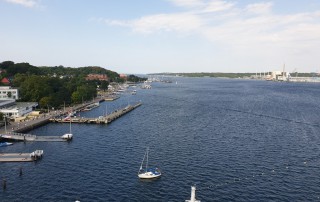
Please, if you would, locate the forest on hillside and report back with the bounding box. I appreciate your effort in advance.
[0,61,146,109]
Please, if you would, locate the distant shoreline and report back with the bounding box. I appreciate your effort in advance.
[148,72,317,79]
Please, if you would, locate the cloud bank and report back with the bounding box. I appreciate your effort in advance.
[4,0,39,8]
[103,0,320,58]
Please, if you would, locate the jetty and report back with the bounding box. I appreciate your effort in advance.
[104,96,120,101]
[0,98,105,134]
[50,102,142,124]
[0,101,141,141]
[0,150,43,162]
[0,132,71,142]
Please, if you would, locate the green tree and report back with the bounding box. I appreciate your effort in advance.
[39,96,52,109]
[71,91,81,103]
[13,73,28,87]
[0,61,14,69]
[19,75,54,102]
[100,80,109,91]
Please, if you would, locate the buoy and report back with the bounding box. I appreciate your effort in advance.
[3,178,6,190]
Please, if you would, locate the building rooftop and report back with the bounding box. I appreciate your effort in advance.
[2,102,38,110]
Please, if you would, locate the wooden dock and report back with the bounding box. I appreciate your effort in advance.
[49,102,142,124]
[0,150,43,162]
[0,102,141,142]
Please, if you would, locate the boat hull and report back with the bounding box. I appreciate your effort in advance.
[0,142,13,147]
[138,173,161,179]
[62,133,73,140]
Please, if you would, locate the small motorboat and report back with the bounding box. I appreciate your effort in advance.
[0,142,13,147]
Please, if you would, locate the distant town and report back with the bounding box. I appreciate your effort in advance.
[153,70,320,82]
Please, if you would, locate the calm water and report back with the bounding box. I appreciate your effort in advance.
[1,77,320,201]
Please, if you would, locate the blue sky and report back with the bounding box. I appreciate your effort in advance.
[1,0,320,74]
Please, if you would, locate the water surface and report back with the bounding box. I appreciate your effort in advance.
[1,78,320,201]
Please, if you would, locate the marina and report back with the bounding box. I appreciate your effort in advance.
[0,102,141,141]
[49,102,142,124]
[80,102,100,111]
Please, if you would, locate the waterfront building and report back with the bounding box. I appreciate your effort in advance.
[0,102,38,119]
[85,74,108,81]
[0,100,15,109]
[0,86,19,100]
[119,74,127,79]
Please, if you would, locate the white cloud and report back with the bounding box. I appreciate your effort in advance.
[102,0,320,64]
[4,0,39,8]
[202,0,235,13]
[245,2,273,15]
[105,13,203,34]
[168,0,204,8]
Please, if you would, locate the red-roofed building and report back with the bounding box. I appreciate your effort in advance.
[1,77,10,85]
[119,74,127,79]
[85,74,109,81]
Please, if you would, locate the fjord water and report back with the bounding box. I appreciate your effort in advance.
[1,77,320,201]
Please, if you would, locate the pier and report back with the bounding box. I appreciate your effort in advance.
[104,96,120,101]
[0,132,70,142]
[49,102,142,124]
[0,98,105,134]
[0,102,141,142]
[0,150,44,162]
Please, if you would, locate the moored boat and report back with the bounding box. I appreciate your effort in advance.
[0,142,13,147]
[138,147,161,179]
[62,117,73,140]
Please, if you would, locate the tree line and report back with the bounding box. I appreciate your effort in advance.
[0,61,146,110]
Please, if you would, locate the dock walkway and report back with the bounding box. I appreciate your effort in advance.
[50,102,142,124]
[0,132,69,142]
[0,101,141,142]
[0,150,44,162]
[0,98,105,134]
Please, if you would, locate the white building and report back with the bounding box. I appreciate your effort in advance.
[270,71,290,81]
[0,102,38,119]
[0,86,19,100]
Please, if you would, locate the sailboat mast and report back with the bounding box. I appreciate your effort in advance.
[138,149,147,173]
[69,117,72,133]
[146,147,149,171]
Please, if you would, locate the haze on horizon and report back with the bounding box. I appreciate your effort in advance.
[1,0,320,74]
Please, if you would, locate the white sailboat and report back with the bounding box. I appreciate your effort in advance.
[138,147,161,179]
[62,118,73,140]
